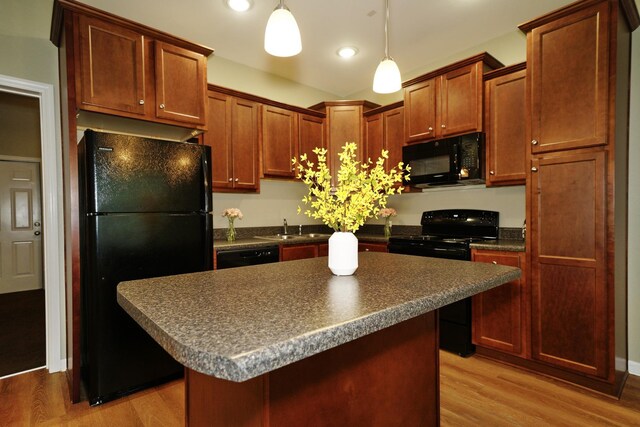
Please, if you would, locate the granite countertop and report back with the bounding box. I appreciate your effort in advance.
[117,252,520,383]
[470,239,525,252]
[214,233,388,251]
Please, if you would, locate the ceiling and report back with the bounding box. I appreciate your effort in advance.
[4,0,582,96]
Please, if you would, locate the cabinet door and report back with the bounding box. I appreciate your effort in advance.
[204,91,233,190]
[262,105,298,177]
[231,98,260,191]
[383,107,404,172]
[439,63,482,137]
[77,15,146,115]
[485,70,526,186]
[472,250,525,356]
[281,244,318,261]
[318,243,329,257]
[358,242,388,253]
[327,105,363,176]
[155,41,207,125]
[299,114,325,164]
[528,2,609,153]
[404,79,437,143]
[529,150,607,377]
[364,113,383,164]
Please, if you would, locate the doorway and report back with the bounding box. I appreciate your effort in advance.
[0,74,65,376]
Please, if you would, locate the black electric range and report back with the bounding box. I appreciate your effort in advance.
[388,209,499,356]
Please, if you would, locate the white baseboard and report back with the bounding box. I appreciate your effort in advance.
[630,359,640,376]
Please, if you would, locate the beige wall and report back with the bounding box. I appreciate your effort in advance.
[0,34,59,88]
[207,55,339,107]
[0,91,41,158]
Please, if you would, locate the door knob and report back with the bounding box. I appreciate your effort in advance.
[34,221,41,227]
[34,231,41,236]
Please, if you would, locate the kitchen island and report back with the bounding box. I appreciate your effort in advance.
[117,252,520,426]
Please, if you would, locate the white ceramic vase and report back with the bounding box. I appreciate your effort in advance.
[328,232,358,276]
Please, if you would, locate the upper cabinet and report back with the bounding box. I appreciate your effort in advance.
[403,53,503,144]
[298,113,326,164]
[52,0,212,129]
[484,63,527,186]
[309,101,379,179]
[154,42,207,125]
[262,105,299,178]
[364,102,404,172]
[204,88,260,192]
[524,1,610,153]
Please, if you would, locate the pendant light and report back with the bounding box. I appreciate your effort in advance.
[373,0,401,93]
[264,0,302,57]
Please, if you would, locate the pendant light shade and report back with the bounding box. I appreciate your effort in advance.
[373,57,401,94]
[373,0,401,93]
[264,1,302,57]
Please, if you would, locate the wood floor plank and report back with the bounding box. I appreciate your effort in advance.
[2,353,639,426]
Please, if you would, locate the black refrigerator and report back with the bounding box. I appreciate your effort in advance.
[78,130,213,405]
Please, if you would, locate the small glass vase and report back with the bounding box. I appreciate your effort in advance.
[226,218,236,242]
[384,218,392,238]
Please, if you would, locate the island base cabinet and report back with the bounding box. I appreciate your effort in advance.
[185,312,439,426]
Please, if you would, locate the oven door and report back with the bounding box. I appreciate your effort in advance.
[387,241,469,260]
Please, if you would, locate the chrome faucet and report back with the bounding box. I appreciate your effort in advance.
[283,218,288,235]
[298,224,303,235]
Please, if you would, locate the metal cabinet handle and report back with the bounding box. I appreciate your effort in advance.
[228,178,233,182]
[492,261,497,265]
[235,178,239,182]
[441,124,446,129]
[426,126,433,134]
[34,231,41,236]
[365,248,370,252]
[531,139,538,145]
[531,167,538,172]
[139,100,145,105]
[159,103,165,109]
[489,171,495,175]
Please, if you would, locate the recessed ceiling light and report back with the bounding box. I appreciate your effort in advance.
[337,47,359,59]
[226,0,253,12]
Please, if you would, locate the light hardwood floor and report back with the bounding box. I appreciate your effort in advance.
[1,352,639,426]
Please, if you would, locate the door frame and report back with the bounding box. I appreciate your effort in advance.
[0,74,65,373]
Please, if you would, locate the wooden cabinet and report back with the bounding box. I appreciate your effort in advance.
[309,101,379,181]
[484,64,527,186]
[364,102,404,172]
[77,15,146,116]
[516,0,637,396]
[298,114,325,164]
[154,42,207,125]
[358,242,388,253]
[262,105,298,177]
[472,250,526,356]
[527,1,610,153]
[529,150,607,377]
[74,11,209,127]
[204,90,260,192]
[403,53,502,144]
[281,244,319,262]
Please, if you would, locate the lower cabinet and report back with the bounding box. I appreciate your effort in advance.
[471,249,526,357]
[358,242,388,253]
[280,244,319,262]
[280,241,384,261]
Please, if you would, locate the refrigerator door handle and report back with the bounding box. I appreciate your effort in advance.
[201,145,212,213]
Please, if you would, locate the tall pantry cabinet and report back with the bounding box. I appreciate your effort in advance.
[519,0,638,396]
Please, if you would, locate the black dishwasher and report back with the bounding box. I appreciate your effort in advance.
[216,246,279,269]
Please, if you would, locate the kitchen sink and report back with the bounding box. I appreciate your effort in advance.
[302,233,330,238]
[254,234,300,241]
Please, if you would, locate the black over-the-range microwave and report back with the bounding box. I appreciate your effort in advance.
[402,132,485,188]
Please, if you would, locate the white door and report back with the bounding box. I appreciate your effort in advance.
[0,161,43,294]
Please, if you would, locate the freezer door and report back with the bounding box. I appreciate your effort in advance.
[82,213,212,404]
[81,130,212,214]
